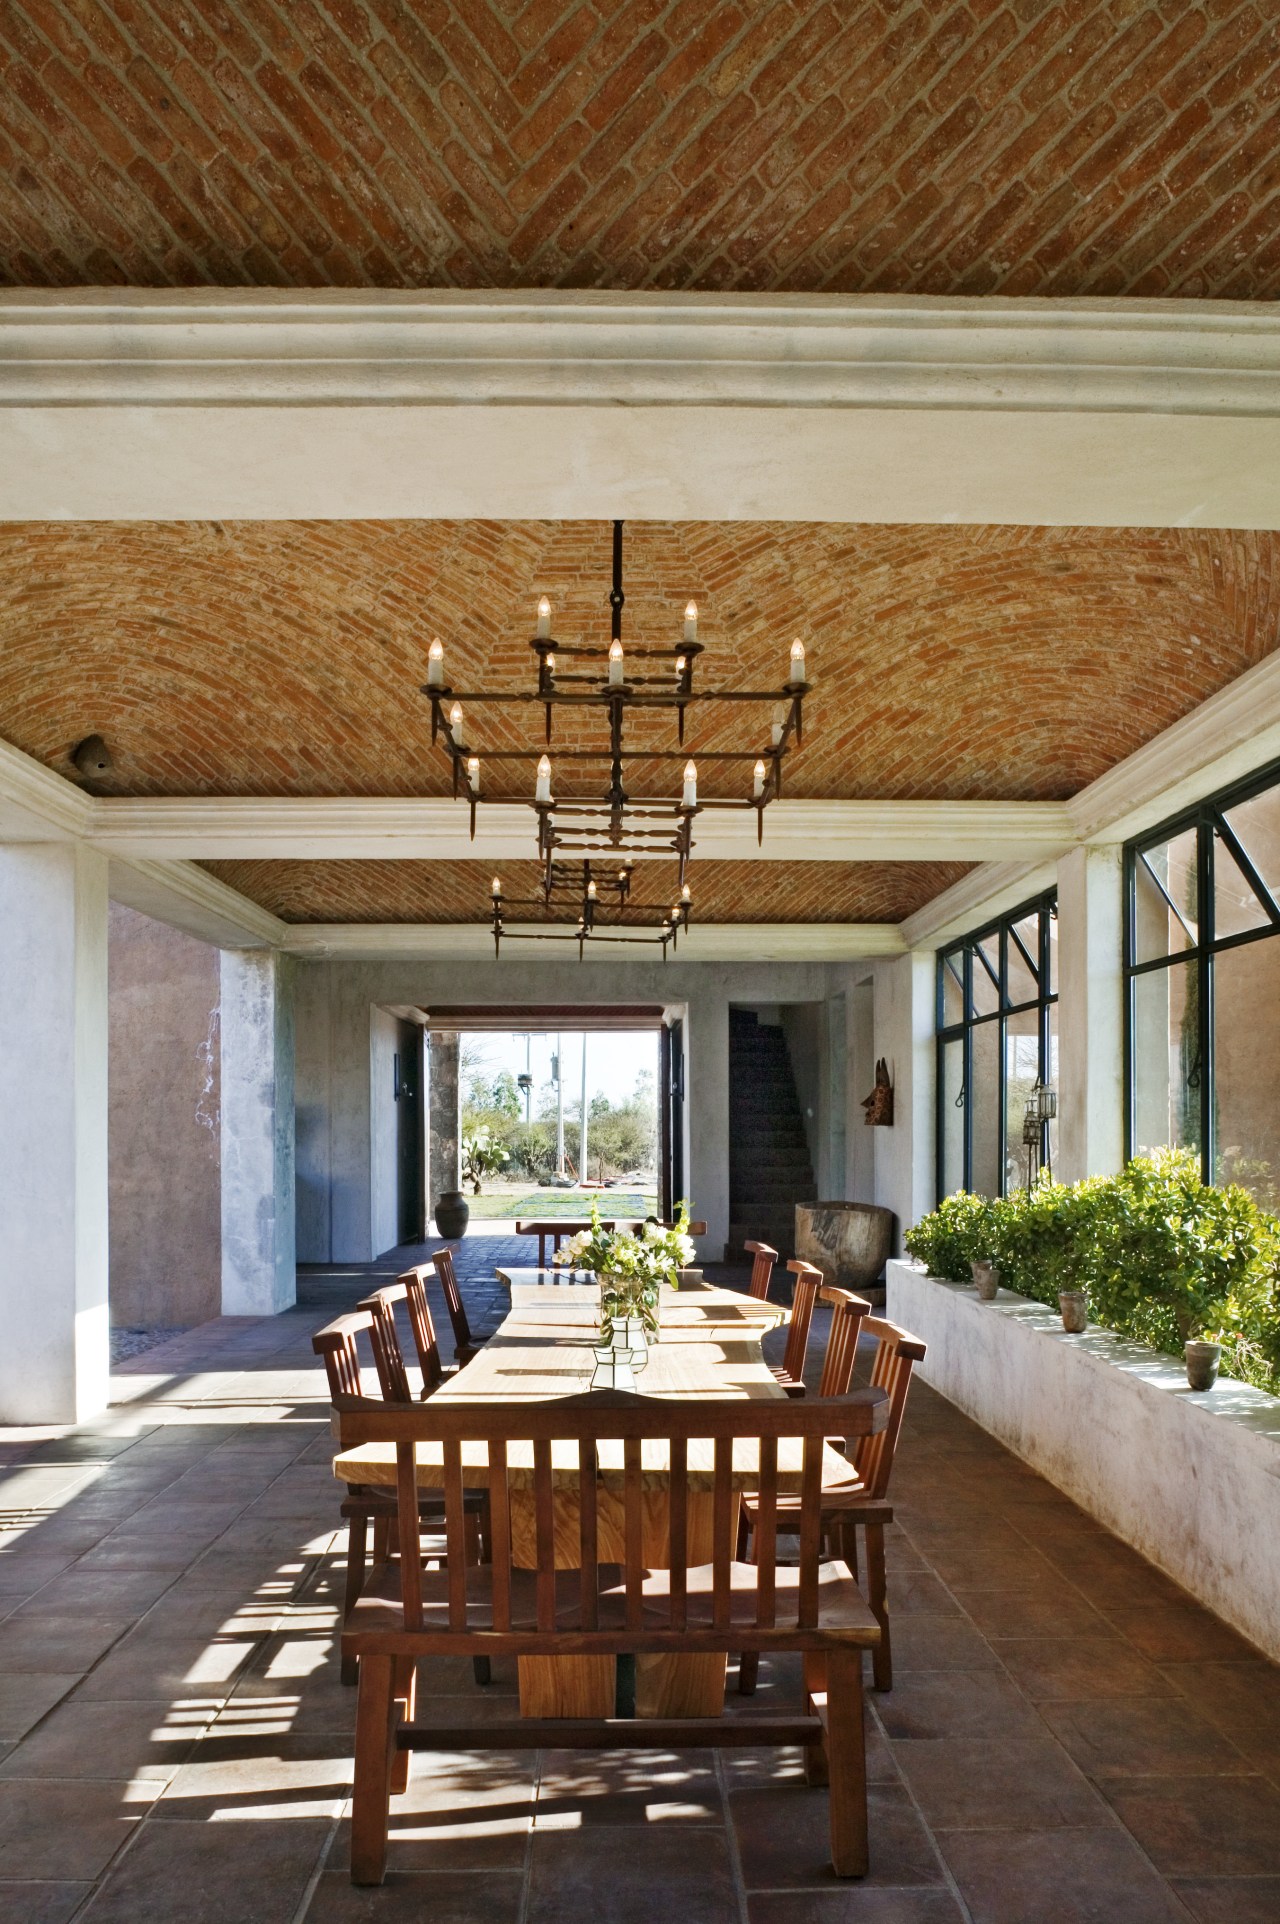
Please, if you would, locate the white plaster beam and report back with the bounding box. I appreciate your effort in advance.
[84,795,1073,863]
[107,857,286,951]
[3,290,1280,526]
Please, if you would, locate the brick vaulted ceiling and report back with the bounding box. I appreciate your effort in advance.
[0,2,1278,298]
[3,520,1279,804]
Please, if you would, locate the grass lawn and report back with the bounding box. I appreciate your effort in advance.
[467,1187,658,1221]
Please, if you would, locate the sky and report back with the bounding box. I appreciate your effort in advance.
[461,1028,658,1114]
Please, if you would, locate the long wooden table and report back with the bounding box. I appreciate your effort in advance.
[334,1275,860,1718]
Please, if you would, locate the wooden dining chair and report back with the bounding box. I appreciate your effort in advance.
[431,1246,481,1365]
[738,1286,870,1694]
[740,1314,926,1694]
[335,1385,888,1885]
[745,1240,779,1301]
[771,1259,824,1397]
[314,1298,486,1686]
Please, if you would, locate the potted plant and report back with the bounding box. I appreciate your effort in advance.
[556,1202,696,1373]
[461,1124,510,1197]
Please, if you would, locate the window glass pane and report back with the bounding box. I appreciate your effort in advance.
[1223,784,1280,907]
[971,938,1000,1017]
[1006,915,1040,1007]
[1004,1009,1041,1192]
[1214,938,1280,1212]
[1132,960,1202,1158]
[940,952,964,1028]
[970,1019,1002,1198]
[941,1037,965,1197]
[1134,828,1198,962]
[1213,830,1273,941]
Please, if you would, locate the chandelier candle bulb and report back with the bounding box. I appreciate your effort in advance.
[753,758,766,798]
[608,639,624,685]
[789,637,806,683]
[545,653,555,676]
[681,883,692,904]
[587,880,598,900]
[536,596,552,639]
[467,756,480,792]
[684,601,698,643]
[535,754,552,803]
[427,637,444,687]
[771,703,786,747]
[448,701,465,746]
[683,760,698,807]
[675,654,686,678]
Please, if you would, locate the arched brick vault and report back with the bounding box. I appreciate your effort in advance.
[200,857,975,925]
[1,520,1277,808]
[0,2,1279,298]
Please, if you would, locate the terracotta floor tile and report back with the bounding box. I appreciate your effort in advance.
[1171,1876,1280,1922]
[1041,1697,1254,1779]
[731,1782,946,1891]
[307,1868,525,1922]
[951,1589,1110,1639]
[888,1616,1001,1672]
[747,1897,965,1923]
[75,1815,333,1923]
[1103,1774,1280,1878]
[0,1616,134,1675]
[528,1825,738,1924]
[0,1699,211,1782]
[536,1746,722,1826]
[72,1635,260,1703]
[989,1636,1176,1703]
[154,1732,352,1823]
[938,1825,1191,1923]
[0,1778,160,1879]
[875,1571,961,1618]
[920,1546,1061,1593]
[890,1736,1107,1830]
[330,1751,534,1871]
[0,1675,80,1743]
[1100,1602,1257,1664]
[873,1669,1045,1743]
[0,1881,91,1923]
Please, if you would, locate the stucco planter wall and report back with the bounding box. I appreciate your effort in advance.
[886,1258,1280,1662]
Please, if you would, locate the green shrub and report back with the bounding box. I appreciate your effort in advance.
[907,1150,1280,1396]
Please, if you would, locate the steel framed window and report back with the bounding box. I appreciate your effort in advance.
[935,893,1058,1201]
[1124,759,1280,1184]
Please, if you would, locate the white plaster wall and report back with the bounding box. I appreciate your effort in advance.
[295,954,840,1263]
[0,843,110,1423]
[220,949,296,1314]
[1056,844,1125,1183]
[854,952,936,1252]
[369,1005,399,1261]
[294,958,332,1265]
[888,1260,1280,1661]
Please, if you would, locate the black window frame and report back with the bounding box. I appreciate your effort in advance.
[1124,757,1280,1182]
[935,891,1058,1202]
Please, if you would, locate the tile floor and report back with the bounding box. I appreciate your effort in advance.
[0,1237,1278,1921]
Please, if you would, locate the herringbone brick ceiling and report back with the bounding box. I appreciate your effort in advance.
[201,857,974,924]
[1,1,1277,296]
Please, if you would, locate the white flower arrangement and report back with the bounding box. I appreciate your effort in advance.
[554,1201,696,1340]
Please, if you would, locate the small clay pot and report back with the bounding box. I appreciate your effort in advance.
[1185,1340,1222,1391]
[1059,1290,1089,1333]
[433,1188,470,1239]
[971,1259,1001,1301]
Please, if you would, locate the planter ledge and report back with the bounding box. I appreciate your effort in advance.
[886,1257,1280,1662]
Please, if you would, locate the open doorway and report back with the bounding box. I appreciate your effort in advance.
[459,1024,661,1225]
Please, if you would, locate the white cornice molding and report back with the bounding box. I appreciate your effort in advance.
[0,737,92,841]
[1069,650,1280,847]
[83,795,1073,864]
[107,856,285,950]
[901,860,1059,950]
[3,289,1280,414]
[281,921,905,962]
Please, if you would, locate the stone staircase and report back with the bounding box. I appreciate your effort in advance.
[726,1008,817,1260]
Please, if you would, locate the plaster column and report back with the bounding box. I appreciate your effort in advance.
[428,1030,461,1209]
[1056,843,1125,1183]
[871,950,936,1247]
[0,843,110,1423]
[686,987,729,1259]
[220,949,296,1315]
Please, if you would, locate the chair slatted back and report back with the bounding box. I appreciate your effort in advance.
[744,1240,778,1302]
[335,1388,888,1644]
[398,1265,447,1392]
[358,1284,416,1405]
[816,1287,872,1399]
[780,1260,823,1385]
[431,1246,474,1358]
[312,1310,378,1403]
[850,1316,927,1500]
